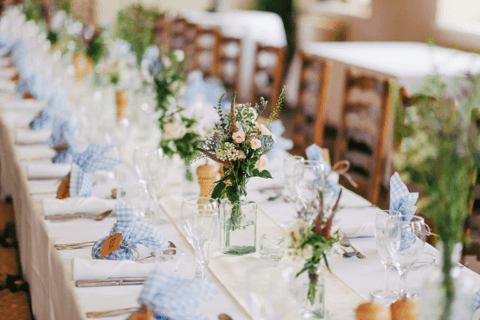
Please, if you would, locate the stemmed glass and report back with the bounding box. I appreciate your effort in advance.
[384,214,427,298]
[132,147,151,186]
[283,155,304,202]
[180,197,218,281]
[292,160,333,222]
[146,149,169,224]
[371,210,400,304]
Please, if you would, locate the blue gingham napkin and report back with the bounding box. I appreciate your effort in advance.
[0,36,12,56]
[267,120,293,161]
[389,172,419,250]
[471,290,480,313]
[46,108,81,163]
[30,89,67,130]
[70,144,122,197]
[306,143,341,195]
[183,71,229,109]
[91,203,170,260]
[16,73,51,101]
[138,269,216,320]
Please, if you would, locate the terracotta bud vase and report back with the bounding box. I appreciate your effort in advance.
[196,164,218,198]
[116,90,129,121]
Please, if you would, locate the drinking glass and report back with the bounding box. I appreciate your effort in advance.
[180,197,218,281]
[146,149,169,224]
[283,155,304,202]
[132,147,151,186]
[155,247,185,276]
[292,160,333,222]
[116,184,147,220]
[384,214,426,298]
[371,210,400,304]
[260,232,286,264]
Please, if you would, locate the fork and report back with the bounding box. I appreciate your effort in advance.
[340,234,366,259]
[86,307,140,318]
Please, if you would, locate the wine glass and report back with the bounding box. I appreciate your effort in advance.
[371,210,400,304]
[155,247,185,276]
[292,160,333,222]
[180,197,218,281]
[283,155,304,202]
[146,149,169,224]
[132,147,151,186]
[384,214,426,298]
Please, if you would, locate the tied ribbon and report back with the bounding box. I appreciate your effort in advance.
[331,160,358,189]
[137,269,216,320]
[47,108,81,164]
[91,203,169,261]
[70,144,122,197]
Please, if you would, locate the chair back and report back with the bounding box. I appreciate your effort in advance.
[192,26,221,78]
[293,51,331,153]
[251,44,286,113]
[211,33,242,98]
[334,69,391,204]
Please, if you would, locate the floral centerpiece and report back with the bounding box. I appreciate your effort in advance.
[198,88,286,254]
[393,75,480,319]
[287,191,341,317]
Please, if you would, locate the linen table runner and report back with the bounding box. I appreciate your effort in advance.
[160,195,365,319]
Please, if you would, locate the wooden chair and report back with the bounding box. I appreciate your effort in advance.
[292,51,331,154]
[153,13,169,46]
[251,43,286,114]
[183,22,199,74]
[211,32,242,98]
[192,26,221,78]
[334,69,391,205]
[168,16,188,50]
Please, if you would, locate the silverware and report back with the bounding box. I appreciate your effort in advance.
[76,278,146,287]
[54,241,96,250]
[46,210,113,222]
[55,244,94,250]
[340,247,356,258]
[86,307,140,318]
[340,233,366,259]
[218,314,233,320]
[338,204,376,210]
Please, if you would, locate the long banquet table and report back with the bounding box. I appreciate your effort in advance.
[1,79,480,319]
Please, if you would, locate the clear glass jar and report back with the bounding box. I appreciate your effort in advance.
[293,264,325,319]
[420,242,475,320]
[219,198,257,255]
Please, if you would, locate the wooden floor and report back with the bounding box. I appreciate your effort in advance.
[0,200,33,320]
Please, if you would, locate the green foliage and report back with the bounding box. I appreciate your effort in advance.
[57,0,72,14]
[116,4,161,66]
[23,0,45,23]
[86,31,106,66]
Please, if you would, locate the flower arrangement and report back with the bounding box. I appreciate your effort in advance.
[287,192,341,307]
[198,87,286,226]
[116,3,161,66]
[393,75,480,319]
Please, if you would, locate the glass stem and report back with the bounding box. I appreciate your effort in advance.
[383,263,390,291]
[398,267,408,298]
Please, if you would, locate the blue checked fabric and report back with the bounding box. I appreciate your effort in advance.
[267,120,293,161]
[0,36,12,56]
[16,73,51,100]
[306,143,341,195]
[30,89,67,130]
[47,108,81,163]
[69,144,122,197]
[389,172,419,250]
[138,269,216,320]
[91,203,170,260]
[183,71,230,109]
[471,290,480,313]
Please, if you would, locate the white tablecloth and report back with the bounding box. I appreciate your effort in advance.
[183,10,287,102]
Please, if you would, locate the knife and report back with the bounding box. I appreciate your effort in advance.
[75,278,146,287]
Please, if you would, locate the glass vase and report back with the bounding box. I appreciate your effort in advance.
[181,161,199,197]
[294,264,326,319]
[219,199,257,255]
[420,242,475,320]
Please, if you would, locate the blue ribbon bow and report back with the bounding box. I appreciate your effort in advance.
[183,71,230,109]
[46,108,81,163]
[138,269,217,320]
[30,89,67,131]
[266,120,293,161]
[91,203,170,260]
[69,144,122,197]
[306,143,341,195]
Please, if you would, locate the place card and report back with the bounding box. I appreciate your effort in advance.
[100,233,122,258]
[56,173,71,199]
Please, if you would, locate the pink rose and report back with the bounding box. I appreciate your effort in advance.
[255,155,268,171]
[232,131,245,143]
[250,138,261,150]
[237,150,246,159]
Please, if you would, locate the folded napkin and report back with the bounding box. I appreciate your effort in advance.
[46,108,81,163]
[137,269,216,320]
[390,172,419,250]
[16,129,51,144]
[16,73,51,101]
[26,162,71,179]
[0,79,16,93]
[183,70,230,108]
[0,36,12,54]
[30,89,67,131]
[2,99,47,111]
[28,180,61,195]
[92,203,169,260]
[15,145,56,160]
[0,68,15,79]
[42,197,116,216]
[472,290,480,313]
[72,258,155,281]
[306,143,341,195]
[70,144,122,197]
[267,120,293,161]
[333,223,375,238]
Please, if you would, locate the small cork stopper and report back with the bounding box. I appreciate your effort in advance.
[197,164,218,198]
[356,302,391,320]
[390,299,418,320]
[116,90,128,120]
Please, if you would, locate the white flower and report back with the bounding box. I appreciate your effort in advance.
[302,245,313,260]
[173,50,185,62]
[250,138,261,150]
[237,150,246,159]
[232,131,246,143]
[215,142,237,161]
[255,155,268,171]
[162,56,172,68]
[163,121,187,140]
